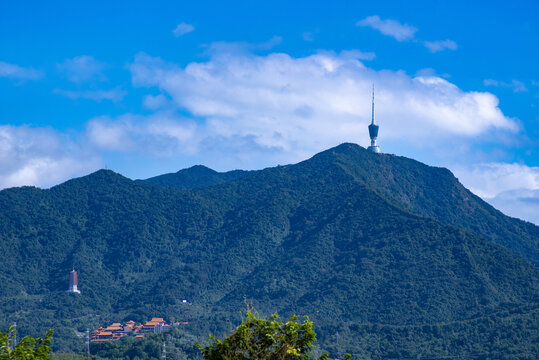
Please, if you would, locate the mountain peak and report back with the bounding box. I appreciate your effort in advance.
[51,168,132,192]
[140,165,251,190]
[89,168,124,177]
[178,165,218,175]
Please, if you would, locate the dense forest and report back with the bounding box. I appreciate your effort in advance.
[0,143,537,358]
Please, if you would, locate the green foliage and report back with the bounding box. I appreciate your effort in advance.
[198,311,349,360]
[0,326,53,360]
[91,336,161,360]
[0,143,537,358]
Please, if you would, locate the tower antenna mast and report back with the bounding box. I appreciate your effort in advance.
[371,84,375,125]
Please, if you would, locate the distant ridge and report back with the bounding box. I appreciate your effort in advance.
[137,165,252,190]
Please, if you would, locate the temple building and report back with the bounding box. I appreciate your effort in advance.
[90,318,187,342]
[67,266,81,294]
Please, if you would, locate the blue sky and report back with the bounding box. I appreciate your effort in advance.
[1,0,538,223]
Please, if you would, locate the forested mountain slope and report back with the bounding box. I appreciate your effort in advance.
[319,144,538,265]
[0,143,537,358]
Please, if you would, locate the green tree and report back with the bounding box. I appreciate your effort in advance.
[198,311,350,360]
[0,326,54,360]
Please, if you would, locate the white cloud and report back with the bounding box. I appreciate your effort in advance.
[424,39,457,53]
[415,68,451,78]
[203,36,283,55]
[484,79,528,93]
[57,55,106,83]
[356,16,457,54]
[173,22,195,37]
[487,189,539,225]
[257,36,283,50]
[337,49,376,61]
[143,94,172,109]
[129,48,516,164]
[452,163,539,199]
[356,15,417,41]
[452,163,539,224]
[53,87,127,102]
[86,113,197,156]
[0,125,101,189]
[0,61,43,80]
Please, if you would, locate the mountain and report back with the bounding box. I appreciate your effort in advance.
[0,143,537,358]
[137,165,251,190]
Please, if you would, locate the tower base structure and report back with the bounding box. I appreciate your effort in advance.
[368,145,381,153]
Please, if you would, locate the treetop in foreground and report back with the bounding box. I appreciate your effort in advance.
[198,310,350,360]
[0,326,53,360]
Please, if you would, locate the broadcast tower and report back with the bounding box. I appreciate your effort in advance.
[367,85,381,153]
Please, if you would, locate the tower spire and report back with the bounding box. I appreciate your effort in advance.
[371,84,375,125]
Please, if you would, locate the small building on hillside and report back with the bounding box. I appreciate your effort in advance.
[141,317,172,333]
